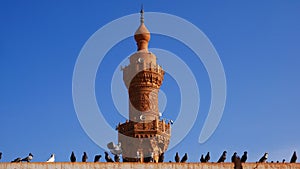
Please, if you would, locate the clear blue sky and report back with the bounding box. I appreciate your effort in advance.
[1,0,300,163]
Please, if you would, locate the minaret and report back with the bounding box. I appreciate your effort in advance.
[117,9,171,162]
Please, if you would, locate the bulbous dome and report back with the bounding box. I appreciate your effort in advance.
[134,23,150,43]
[134,9,150,51]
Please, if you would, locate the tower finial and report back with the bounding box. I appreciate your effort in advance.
[140,4,144,24]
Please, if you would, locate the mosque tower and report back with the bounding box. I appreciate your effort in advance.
[117,9,171,162]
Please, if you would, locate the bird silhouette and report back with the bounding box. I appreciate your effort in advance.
[290,151,297,163]
[241,151,247,163]
[0,152,2,160]
[82,152,88,162]
[46,154,55,162]
[258,152,268,163]
[231,152,238,162]
[70,151,76,162]
[200,154,205,163]
[114,154,120,162]
[158,152,164,162]
[234,156,243,169]
[11,157,22,163]
[175,152,180,162]
[105,152,114,162]
[21,153,33,162]
[205,152,210,162]
[282,159,286,163]
[94,155,102,162]
[180,153,188,163]
[218,151,227,163]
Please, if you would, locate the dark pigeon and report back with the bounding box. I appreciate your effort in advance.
[241,151,247,163]
[175,152,180,163]
[234,156,243,169]
[200,154,205,163]
[205,152,210,162]
[180,153,188,163]
[258,153,268,163]
[82,152,88,162]
[231,152,238,162]
[0,152,2,160]
[114,154,120,162]
[21,153,33,162]
[290,151,297,163]
[94,155,102,162]
[70,151,76,162]
[11,157,22,163]
[218,151,227,163]
[158,153,164,162]
[105,152,114,162]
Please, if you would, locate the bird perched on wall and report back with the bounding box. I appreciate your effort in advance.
[258,152,268,163]
[107,142,122,155]
[105,152,114,162]
[290,151,297,163]
[46,154,55,162]
[0,152,2,160]
[82,152,88,162]
[175,152,180,162]
[241,151,247,163]
[21,153,33,162]
[218,151,227,163]
[11,157,22,163]
[200,154,205,163]
[282,159,286,163]
[205,152,210,162]
[231,152,238,162]
[180,153,188,163]
[158,152,164,162]
[94,155,102,162]
[70,151,76,162]
[234,156,243,169]
[114,154,120,162]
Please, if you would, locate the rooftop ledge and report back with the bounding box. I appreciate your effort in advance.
[0,162,300,169]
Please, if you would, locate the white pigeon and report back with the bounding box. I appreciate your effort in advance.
[46,154,55,162]
[107,142,122,155]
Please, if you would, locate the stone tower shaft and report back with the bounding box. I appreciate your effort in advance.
[117,9,171,162]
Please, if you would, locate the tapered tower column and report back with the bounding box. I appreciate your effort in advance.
[117,9,171,162]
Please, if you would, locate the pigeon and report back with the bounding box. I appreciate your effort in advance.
[114,154,120,162]
[11,157,22,163]
[234,156,243,169]
[180,153,188,163]
[200,154,206,163]
[0,152,2,160]
[82,152,88,162]
[241,151,247,163]
[258,152,268,163]
[175,152,180,162]
[232,152,238,162]
[218,151,227,163]
[21,153,33,162]
[94,155,102,162]
[290,151,297,163]
[282,159,285,163]
[205,152,210,162]
[70,151,76,162]
[158,152,164,162]
[105,151,114,162]
[107,142,122,155]
[46,154,55,162]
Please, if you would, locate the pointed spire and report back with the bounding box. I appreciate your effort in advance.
[140,4,144,24]
[134,6,150,51]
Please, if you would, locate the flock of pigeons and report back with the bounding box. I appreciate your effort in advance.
[0,151,297,163]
